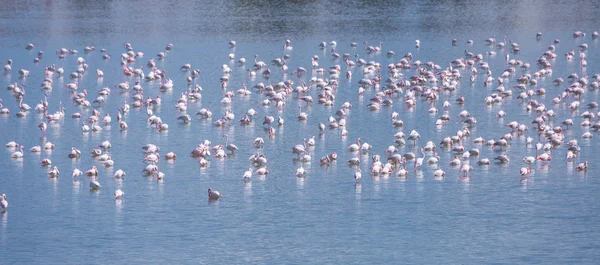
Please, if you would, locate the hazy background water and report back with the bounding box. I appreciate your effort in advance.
[1,0,600,264]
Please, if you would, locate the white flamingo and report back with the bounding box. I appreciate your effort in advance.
[90,178,101,189]
[114,189,125,199]
[0,194,7,212]
[72,168,82,177]
[414,148,425,169]
[11,146,24,158]
[243,168,253,180]
[348,138,361,152]
[354,168,362,182]
[208,188,221,200]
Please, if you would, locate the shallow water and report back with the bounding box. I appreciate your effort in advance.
[1,0,600,264]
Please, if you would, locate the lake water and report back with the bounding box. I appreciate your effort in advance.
[1,0,600,264]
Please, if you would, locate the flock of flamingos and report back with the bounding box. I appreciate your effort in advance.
[2,30,599,212]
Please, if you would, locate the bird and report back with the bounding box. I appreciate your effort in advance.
[208,188,221,200]
[522,156,535,164]
[256,167,269,175]
[477,158,491,165]
[460,164,473,176]
[90,178,101,189]
[243,168,253,181]
[102,113,111,125]
[414,148,425,169]
[86,166,99,176]
[495,155,510,164]
[165,152,177,160]
[0,194,7,212]
[576,161,588,171]
[40,158,52,166]
[223,134,239,154]
[407,130,421,145]
[72,168,83,177]
[114,189,125,199]
[114,169,126,178]
[44,142,55,150]
[98,141,111,149]
[296,166,308,176]
[347,138,361,152]
[537,153,552,162]
[11,145,24,158]
[68,147,81,158]
[177,114,192,124]
[354,168,362,182]
[449,156,461,166]
[396,165,409,178]
[433,168,445,178]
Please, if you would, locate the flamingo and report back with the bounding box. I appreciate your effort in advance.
[68,147,81,158]
[477,158,491,165]
[495,154,510,164]
[296,166,308,176]
[90,178,101,189]
[576,161,588,171]
[208,188,222,200]
[348,138,361,152]
[537,153,552,162]
[297,105,308,121]
[354,168,362,182]
[253,137,265,148]
[256,167,269,175]
[427,153,440,165]
[114,189,125,199]
[11,145,24,158]
[86,166,99,176]
[223,134,239,154]
[449,156,461,166]
[98,141,111,149]
[522,156,535,164]
[433,168,445,178]
[72,168,83,177]
[292,139,307,155]
[38,122,47,134]
[30,145,41,153]
[165,152,177,160]
[144,153,160,164]
[263,116,274,126]
[360,140,372,152]
[0,194,7,212]
[40,158,52,166]
[102,113,111,125]
[114,169,126,178]
[460,164,473,176]
[414,148,425,169]
[397,158,409,177]
[48,166,60,177]
[243,168,253,181]
[407,130,421,145]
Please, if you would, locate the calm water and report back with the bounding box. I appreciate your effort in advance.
[1,0,600,264]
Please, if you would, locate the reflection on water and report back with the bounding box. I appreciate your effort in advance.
[1,212,7,233]
[115,199,124,215]
[243,181,253,197]
[296,176,305,190]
